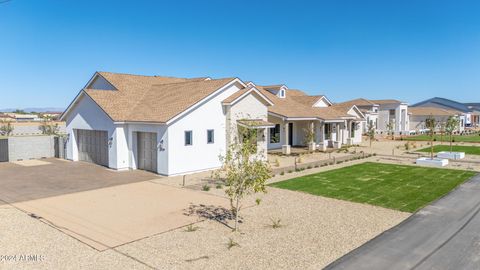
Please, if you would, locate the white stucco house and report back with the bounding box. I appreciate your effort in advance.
[408,107,465,134]
[61,72,365,176]
[338,98,409,135]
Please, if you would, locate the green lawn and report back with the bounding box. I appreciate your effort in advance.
[403,134,480,143]
[270,162,476,212]
[417,145,480,155]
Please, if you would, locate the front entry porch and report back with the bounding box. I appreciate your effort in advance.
[267,116,363,155]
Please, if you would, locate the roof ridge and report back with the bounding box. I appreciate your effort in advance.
[149,77,235,87]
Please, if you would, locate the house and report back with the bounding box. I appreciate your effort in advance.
[5,113,41,122]
[251,84,365,153]
[412,97,480,128]
[61,72,364,176]
[408,107,464,133]
[337,98,409,135]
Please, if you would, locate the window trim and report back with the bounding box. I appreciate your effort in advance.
[184,130,193,146]
[207,129,214,144]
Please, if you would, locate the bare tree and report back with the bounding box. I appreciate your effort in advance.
[0,120,14,136]
[445,116,460,153]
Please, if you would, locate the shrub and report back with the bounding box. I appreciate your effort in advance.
[185,224,199,232]
[280,171,285,175]
[270,218,282,229]
[274,159,280,167]
[255,198,262,205]
[202,185,210,191]
[288,170,293,173]
[216,184,223,189]
[307,165,312,169]
[227,238,240,250]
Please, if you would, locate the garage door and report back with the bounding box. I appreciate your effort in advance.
[137,132,157,172]
[76,129,109,167]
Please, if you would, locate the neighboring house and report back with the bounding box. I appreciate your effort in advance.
[41,111,63,120]
[0,113,14,122]
[6,113,41,122]
[251,83,365,153]
[408,107,464,133]
[412,97,480,128]
[337,98,409,135]
[61,72,364,176]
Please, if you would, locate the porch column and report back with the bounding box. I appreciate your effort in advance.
[319,121,326,151]
[308,121,316,151]
[282,121,290,154]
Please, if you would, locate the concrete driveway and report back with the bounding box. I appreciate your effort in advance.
[0,158,157,204]
[0,159,229,251]
[326,174,480,270]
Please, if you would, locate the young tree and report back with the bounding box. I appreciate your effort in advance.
[39,117,59,135]
[438,121,446,144]
[425,115,437,159]
[386,120,394,140]
[302,125,315,151]
[367,121,376,149]
[445,116,460,153]
[214,127,271,231]
[0,120,14,136]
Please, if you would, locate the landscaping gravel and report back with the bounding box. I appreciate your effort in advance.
[116,188,409,270]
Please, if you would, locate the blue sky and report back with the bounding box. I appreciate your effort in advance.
[1,0,479,109]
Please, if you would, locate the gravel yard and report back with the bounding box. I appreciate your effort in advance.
[116,187,408,270]
[0,187,408,270]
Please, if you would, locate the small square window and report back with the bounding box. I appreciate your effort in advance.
[185,130,193,145]
[207,129,214,144]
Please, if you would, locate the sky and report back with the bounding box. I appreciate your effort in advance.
[0,0,479,109]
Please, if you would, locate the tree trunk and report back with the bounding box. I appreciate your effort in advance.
[234,197,240,231]
[431,137,434,159]
[450,133,453,153]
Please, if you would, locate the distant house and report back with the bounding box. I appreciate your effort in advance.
[408,107,464,133]
[6,113,41,122]
[412,97,480,128]
[61,72,365,176]
[337,98,409,135]
[0,113,14,122]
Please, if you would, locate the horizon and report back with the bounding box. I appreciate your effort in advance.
[1,0,479,108]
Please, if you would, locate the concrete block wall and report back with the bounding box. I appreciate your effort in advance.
[8,135,55,161]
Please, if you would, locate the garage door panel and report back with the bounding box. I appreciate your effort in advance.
[137,132,157,173]
[76,129,108,167]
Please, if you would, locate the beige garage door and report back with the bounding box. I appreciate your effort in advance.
[76,129,109,167]
[137,132,157,173]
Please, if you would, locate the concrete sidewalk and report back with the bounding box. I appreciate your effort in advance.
[326,174,480,270]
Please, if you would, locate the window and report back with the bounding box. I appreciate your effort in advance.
[324,123,332,140]
[350,122,355,135]
[185,130,192,145]
[269,124,280,143]
[207,129,214,144]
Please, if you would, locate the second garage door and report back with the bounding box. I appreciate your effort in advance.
[137,132,157,172]
[76,129,109,167]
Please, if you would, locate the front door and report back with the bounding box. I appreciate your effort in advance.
[288,123,293,146]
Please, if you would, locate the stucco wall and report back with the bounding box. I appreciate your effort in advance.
[64,94,116,168]
[167,82,243,176]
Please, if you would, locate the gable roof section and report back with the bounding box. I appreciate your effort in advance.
[337,98,378,107]
[409,107,461,116]
[63,72,238,123]
[412,97,471,113]
[222,86,274,106]
[256,85,362,121]
[370,99,404,105]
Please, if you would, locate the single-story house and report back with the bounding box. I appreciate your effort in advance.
[408,107,464,133]
[412,97,480,128]
[61,72,364,176]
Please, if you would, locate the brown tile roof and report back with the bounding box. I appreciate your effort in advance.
[256,86,360,120]
[221,86,273,105]
[84,72,236,123]
[409,107,461,116]
[291,95,326,107]
[337,98,377,107]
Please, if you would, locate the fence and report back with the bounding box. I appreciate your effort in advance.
[0,139,8,162]
[0,135,66,162]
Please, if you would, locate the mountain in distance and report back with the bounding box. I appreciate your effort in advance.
[0,107,65,113]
